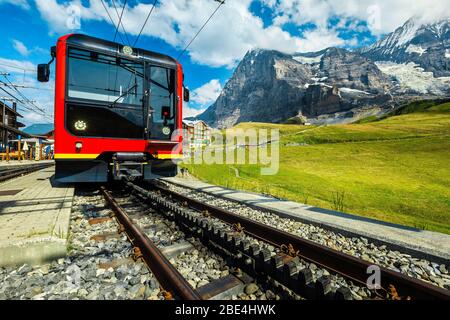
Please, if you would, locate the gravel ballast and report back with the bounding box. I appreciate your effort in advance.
[160,180,450,291]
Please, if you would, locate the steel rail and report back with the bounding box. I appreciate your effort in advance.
[100,186,201,300]
[144,182,450,300]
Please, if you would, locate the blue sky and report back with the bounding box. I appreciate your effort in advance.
[0,0,448,125]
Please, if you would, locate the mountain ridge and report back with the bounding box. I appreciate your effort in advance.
[197,17,450,128]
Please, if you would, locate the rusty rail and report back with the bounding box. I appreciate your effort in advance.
[100,186,201,300]
[143,182,450,300]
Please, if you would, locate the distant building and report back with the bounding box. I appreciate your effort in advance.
[0,101,27,151]
[182,120,212,150]
[17,123,55,160]
[22,123,54,139]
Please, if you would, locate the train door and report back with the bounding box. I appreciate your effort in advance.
[145,65,176,141]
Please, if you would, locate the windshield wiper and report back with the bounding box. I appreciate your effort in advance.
[108,83,138,108]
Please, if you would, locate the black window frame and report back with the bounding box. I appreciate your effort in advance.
[64,44,178,140]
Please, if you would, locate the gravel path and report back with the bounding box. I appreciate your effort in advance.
[161,180,450,291]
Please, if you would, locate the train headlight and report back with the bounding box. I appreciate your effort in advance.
[74,120,87,131]
[123,46,133,56]
[75,142,83,150]
[162,127,171,136]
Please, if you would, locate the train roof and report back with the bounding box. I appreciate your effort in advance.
[62,34,178,68]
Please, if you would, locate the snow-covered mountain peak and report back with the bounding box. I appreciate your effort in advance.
[360,17,450,77]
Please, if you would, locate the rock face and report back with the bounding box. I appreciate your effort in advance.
[198,48,392,128]
[197,17,450,128]
[360,18,450,77]
[198,50,311,128]
[319,48,391,93]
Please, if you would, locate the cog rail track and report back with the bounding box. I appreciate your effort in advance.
[0,163,54,183]
[134,181,449,301]
[100,186,201,300]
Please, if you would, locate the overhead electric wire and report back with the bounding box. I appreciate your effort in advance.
[100,0,126,44]
[0,86,44,116]
[2,76,48,115]
[0,82,53,91]
[133,0,158,47]
[0,62,34,72]
[0,76,53,121]
[177,0,225,60]
[112,0,131,45]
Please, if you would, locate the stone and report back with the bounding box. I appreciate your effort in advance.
[430,276,445,288]
[197,280,209,288]
[129,276,140,286]
[77,288,89,298]
[18,264,32,275]
[440,265,448,274]
[188,280,196,289]
[265,290,276,300]
[148,279,159,290]
[96,269,106,277]
[205,258,216,267]
[86,290,99,300]
[244,283,259,295]
[129,284,146,299]
[40,265,50,275]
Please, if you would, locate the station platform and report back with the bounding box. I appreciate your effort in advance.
[0,166,73,267]
[164,177,450,265]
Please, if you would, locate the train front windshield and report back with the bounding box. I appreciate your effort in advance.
[66,48,176,140]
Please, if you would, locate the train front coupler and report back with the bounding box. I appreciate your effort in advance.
[112,152,147,181]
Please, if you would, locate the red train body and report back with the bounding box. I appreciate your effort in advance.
[41,34,186,182]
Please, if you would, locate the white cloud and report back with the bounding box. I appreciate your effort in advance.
[264,0,450,35]
[12,40,30,56]
[182,79,223,118]
[5,1,450,68]
[296,27,345,52]
[34,0,102,34]
[191,79,222,107]
[0,0,29,9]
[0,57,35,73]
[31,0,334,67]
[183,105,206,119]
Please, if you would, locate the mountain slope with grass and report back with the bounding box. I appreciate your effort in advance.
[183,101,450,234]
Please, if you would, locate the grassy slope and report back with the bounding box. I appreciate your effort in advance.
[183,102,450,234]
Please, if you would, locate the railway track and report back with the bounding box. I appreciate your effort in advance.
[101,186,269,301]
[0,163,54,183]
[100,186,201,300]
[102,180,450,300]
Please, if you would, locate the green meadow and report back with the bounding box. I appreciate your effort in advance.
[182,101,450,234]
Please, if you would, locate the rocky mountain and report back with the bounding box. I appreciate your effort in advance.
[197,18,450,128]
[198,48,393,127]
[198,50,311,128]
[360,17,450,77]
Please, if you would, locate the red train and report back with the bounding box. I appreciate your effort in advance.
[38,34,188,182]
